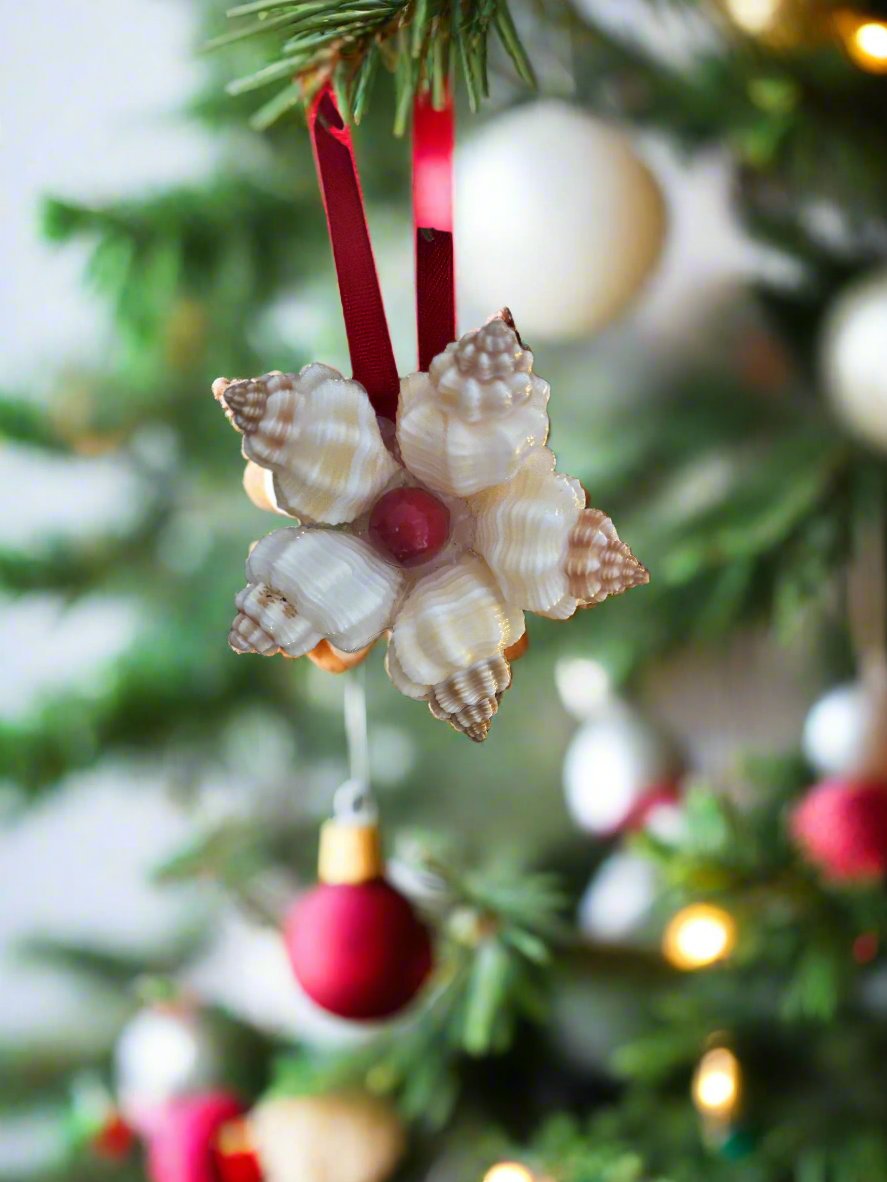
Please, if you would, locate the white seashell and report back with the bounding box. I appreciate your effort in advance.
[384,643,427,701]
[429,313,534,422]
[565,509,649,606]
[214,365,399,526]
[231,527,404,657]
[388,555,524,740]
[397,371,550,498]
[471,448,586,619]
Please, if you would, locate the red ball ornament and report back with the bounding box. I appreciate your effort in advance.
[145,1092,244,1182]
[791,777,887,883]
[284,819,433,1020]
[368,486,450,567]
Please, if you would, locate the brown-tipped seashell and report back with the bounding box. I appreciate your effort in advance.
[243,527,403,655]
[214,365,399,526]
[471,448,585,619]
[388,555,524,739]
[427,654,512,742]
[397,371,550,499]
[229,583,322,657]
[429,315,534,422]
[566,509,649,605]
[307,639,375,674]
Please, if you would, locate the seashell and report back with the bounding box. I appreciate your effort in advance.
[230,582,322,657]
[427,654,512,742]
[214,364,399,526]
[471,448,586,619]
[384,642,427,701]
[307,638,375,674]
[388,554,524,740]
[243,460,284,515]
[397,371,550,499]
[231,527,404,658]
[429,313,534,422]
[566,508,649,605]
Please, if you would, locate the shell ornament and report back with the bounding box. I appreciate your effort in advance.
[214,312,648,741]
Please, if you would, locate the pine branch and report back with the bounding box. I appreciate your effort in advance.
[214,0,537,131]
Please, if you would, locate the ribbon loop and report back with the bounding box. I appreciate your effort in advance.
[413,91,456,372]
[309,89,400,420]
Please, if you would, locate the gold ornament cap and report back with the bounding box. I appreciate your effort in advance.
[318,818,384,885]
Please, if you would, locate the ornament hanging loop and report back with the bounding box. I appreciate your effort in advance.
[333,664,376,822]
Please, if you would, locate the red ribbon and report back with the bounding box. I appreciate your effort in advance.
[309,89,399,421]
[413,91,456,372]
[308,87,456,419]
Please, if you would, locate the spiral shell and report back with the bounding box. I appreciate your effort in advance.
[429,313,534,422]
[230,527,403,658]
[427,654,513,742]
[213,365,398,525]
[566,509,649,605]
[397,371,550,499]
[387,555,524,740]
[471,448,586,619]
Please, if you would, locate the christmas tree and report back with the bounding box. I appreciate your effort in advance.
[4,2,887,1181]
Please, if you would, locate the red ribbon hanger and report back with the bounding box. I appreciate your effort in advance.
[412,90,456,373]
[308,86,456,421]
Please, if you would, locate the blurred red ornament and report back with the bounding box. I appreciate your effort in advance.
[620,778,682,834]
[92,1112,135,1161]
[212,1117,264,1182]
[284,819,433,1020]
[853,931,879,965]
[791,777,887,882]
[146,1092,244,1182]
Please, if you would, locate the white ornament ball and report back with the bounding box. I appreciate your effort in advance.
[802,681,871,778]
[563,704,674,835]
[115,1005,219,1129]
[578,850,660,944]
[822,269,887,452]
[457,100,666,339]
[251,1092,405,1182]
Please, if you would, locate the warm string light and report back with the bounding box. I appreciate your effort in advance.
[692,1046,743,1122]
[840,14,887,71]
[662,903,737,970]
[483,1164,536,1182]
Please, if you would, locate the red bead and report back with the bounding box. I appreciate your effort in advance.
[368,487,450,567]
[791,777,887,882]
[284,879,433,1020]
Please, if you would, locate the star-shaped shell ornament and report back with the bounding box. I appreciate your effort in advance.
[214,312,648,741]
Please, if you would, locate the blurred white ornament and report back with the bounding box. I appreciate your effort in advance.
[555,657,613,720]
[563,702,677,835]
[115,1004,218,1130]
[251,1092,404,1182]
[822,269,887,452]
[578,850,659,943]
[802,682,870,777]
[457,101,666,339]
